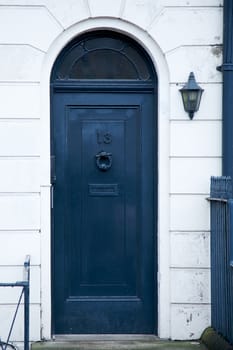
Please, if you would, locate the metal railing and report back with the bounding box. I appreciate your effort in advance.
[209,177,233,344]
[0,256,30,350]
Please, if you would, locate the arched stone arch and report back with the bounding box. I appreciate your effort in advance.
[40,17,170,339]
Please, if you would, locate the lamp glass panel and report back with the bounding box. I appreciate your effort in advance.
[195,91,202,110]
[188,90,198,102]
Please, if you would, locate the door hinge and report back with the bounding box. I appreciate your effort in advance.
[51,155,56,185]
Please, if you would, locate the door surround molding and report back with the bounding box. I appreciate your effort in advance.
[40,17,170,339]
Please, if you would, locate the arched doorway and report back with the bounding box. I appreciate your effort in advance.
[50,31,157,334]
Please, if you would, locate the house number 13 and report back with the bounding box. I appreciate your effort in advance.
[96,130,112,144]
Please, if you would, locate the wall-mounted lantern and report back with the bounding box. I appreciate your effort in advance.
[180,72,204,120]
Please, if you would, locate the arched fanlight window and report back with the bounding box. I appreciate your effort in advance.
[51,32,154,81]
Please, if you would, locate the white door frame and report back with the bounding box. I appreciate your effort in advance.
[40,17,170,339]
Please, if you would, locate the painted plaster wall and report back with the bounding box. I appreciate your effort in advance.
[0,0,223,343]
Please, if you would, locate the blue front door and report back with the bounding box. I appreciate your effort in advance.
[51,31,157,335]
[52,89,156,334]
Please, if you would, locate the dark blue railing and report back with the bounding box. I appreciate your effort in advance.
[0,256,30,350]
[209,177,233,344]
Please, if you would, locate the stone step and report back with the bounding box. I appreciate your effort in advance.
[31,339,207,350]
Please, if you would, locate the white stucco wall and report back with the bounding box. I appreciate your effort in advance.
[0,0,223,343]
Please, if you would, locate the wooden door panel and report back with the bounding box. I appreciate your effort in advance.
[67,107,139,298]
[52,92,156,334]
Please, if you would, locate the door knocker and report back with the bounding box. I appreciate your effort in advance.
[95,151,112,171]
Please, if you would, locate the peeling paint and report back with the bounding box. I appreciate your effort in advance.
[211,45,222,57]
[186,313,193,325]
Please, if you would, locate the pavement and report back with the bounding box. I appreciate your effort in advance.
[32,339,208,350]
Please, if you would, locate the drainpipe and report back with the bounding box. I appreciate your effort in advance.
[221,0,233,178]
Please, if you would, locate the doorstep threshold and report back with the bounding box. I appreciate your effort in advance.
[54,335,159,342]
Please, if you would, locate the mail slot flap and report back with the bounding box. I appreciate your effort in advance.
[89,183,119,196]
